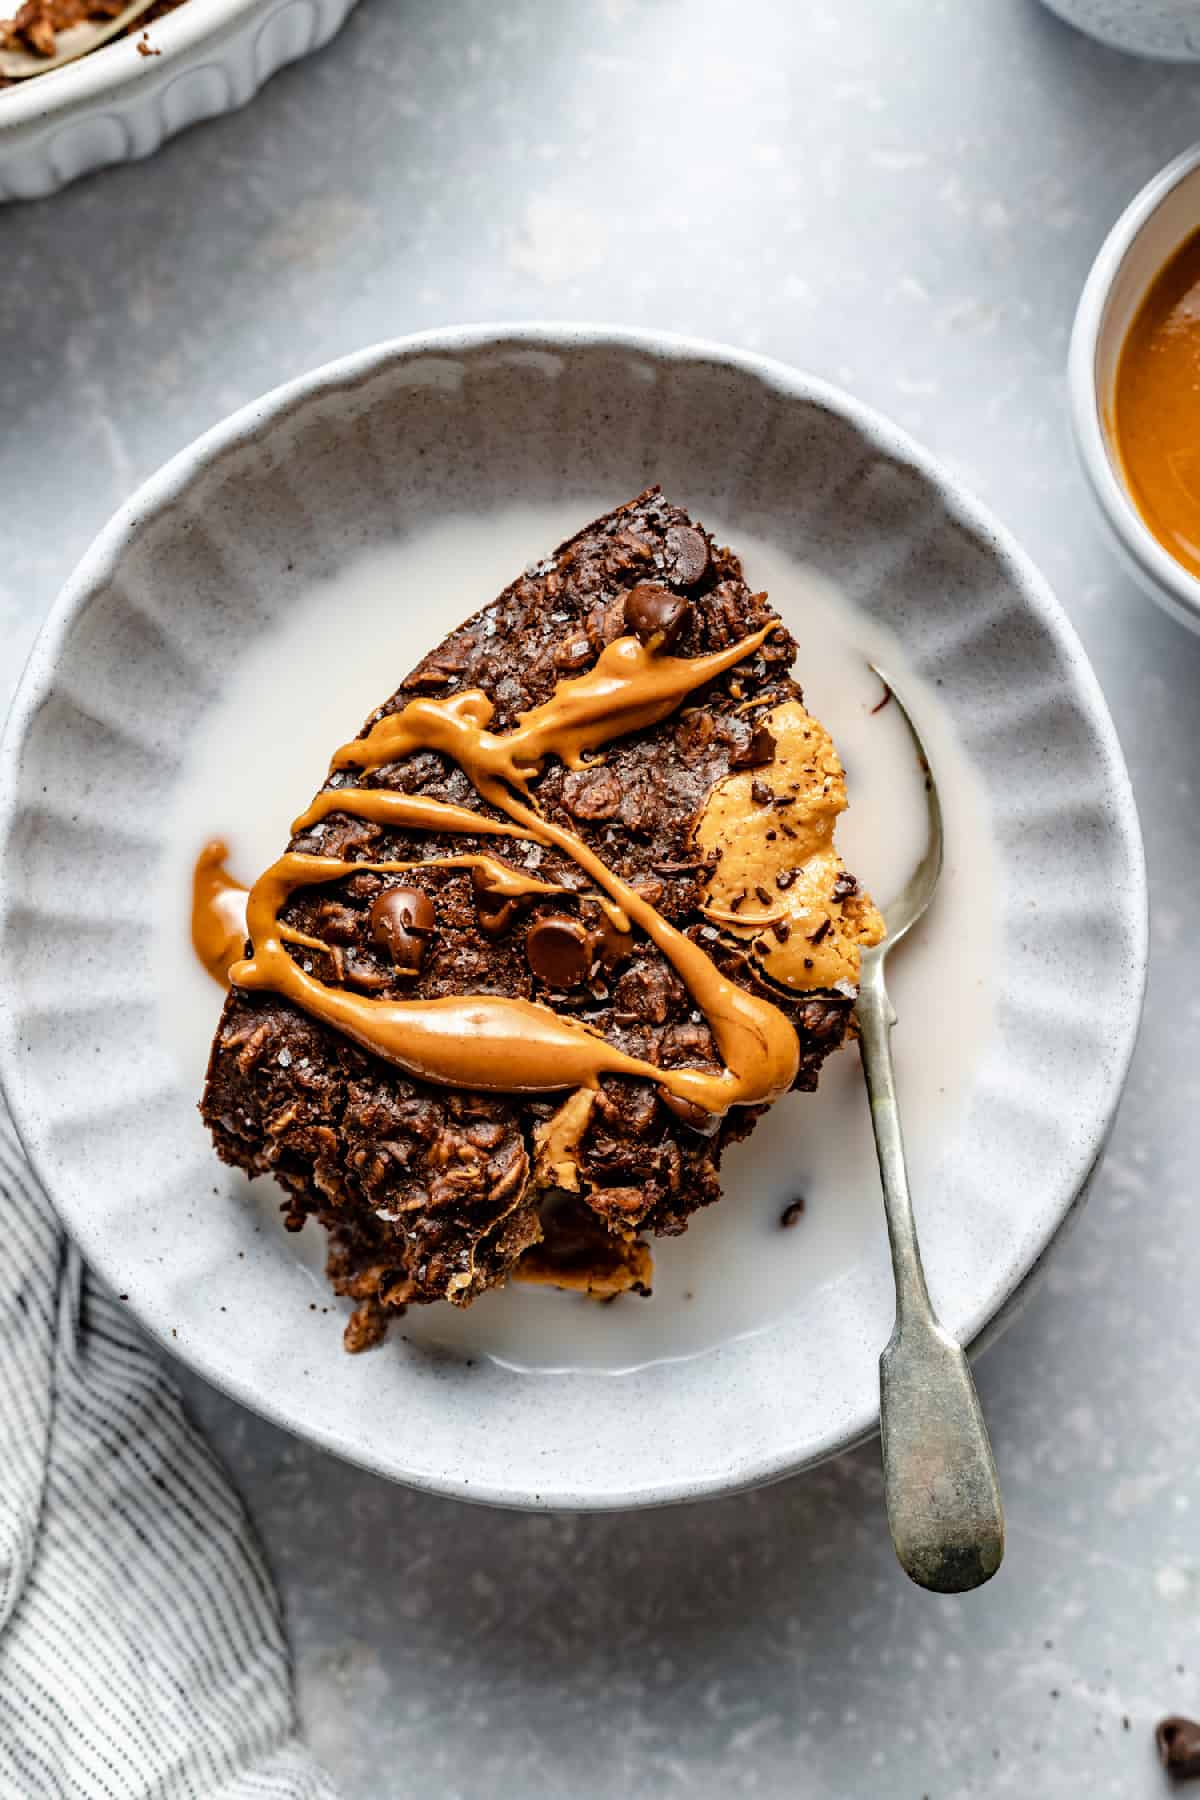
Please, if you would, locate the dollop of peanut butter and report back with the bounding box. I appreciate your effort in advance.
[695,700,884,990]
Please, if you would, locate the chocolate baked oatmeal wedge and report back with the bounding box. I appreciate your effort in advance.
[201,489,883,1350]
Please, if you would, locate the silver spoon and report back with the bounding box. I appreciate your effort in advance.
[0,0,157,80]
[856,668,1004,1593]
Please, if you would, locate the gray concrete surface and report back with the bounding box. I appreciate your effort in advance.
[3,1,1199,1793]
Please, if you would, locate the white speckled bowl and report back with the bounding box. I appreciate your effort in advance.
[0,326,1147,1509]
[0,0,359,203]
[1070,143,1200,633]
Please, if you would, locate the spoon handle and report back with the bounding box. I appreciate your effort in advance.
[856,955,1005,1593]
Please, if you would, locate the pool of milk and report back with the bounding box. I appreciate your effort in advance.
[155,504,995,1374]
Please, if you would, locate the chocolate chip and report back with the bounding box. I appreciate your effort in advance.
[776,869,797,890]
[809,917,832,945]
[751,779,772,807]
[745,724,776,766]
[1157,1718,1200,1778]
[832,871,858,901]
[780,1196,806,1228]
[624,582,688,648]
[527,915,593,988]
[370,886,436,972]
[754,885,771,906]
[664,524,710,587]
[660,1090,722,1136]
[771,921,791,943]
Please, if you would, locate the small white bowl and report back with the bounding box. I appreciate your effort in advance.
[0,0,359,203]
[1070,143,1200,633]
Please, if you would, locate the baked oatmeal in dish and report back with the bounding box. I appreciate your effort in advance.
[200,490,883,1350]
[0,0,185,84]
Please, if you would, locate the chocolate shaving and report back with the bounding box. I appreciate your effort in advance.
[809,917,832,945]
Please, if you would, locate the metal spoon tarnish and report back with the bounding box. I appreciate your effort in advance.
[857,668,1004,1594]
[0,0,157,80]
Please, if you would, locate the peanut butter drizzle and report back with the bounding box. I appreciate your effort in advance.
[328,626,776,793]
[296,787,534,843]
[191,840,249,987]
[232,852,705,1096]
[294,788,630,934]
[231,625,801,1115]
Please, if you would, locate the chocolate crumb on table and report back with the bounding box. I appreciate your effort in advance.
[780,1197,807,1228]
[201,488,883,1348]
[1158,1716,1200,1780]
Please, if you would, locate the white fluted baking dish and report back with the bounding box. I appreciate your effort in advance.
[0,0,359,202]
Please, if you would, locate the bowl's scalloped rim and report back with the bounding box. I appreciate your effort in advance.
[0,323,1150,1510]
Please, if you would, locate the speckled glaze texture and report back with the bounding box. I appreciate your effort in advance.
[1040,0,1200,59]
[0,327,1146,1509]
[0,0,360,201]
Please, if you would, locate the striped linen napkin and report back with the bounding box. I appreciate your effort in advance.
[0,1104,338,1799]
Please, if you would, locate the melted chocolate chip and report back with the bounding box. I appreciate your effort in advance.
[1157,1717,1200,1779]
[527,915,593,988]
[370,886,436,972]
[745,724,776,766]
[624,582,688,648]
[729,720,777,770]
[664,524,710,588]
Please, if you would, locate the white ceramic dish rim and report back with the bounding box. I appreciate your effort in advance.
[1069,141,1200,627]
[0,0,260,128]
[0,324,1149,1508]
